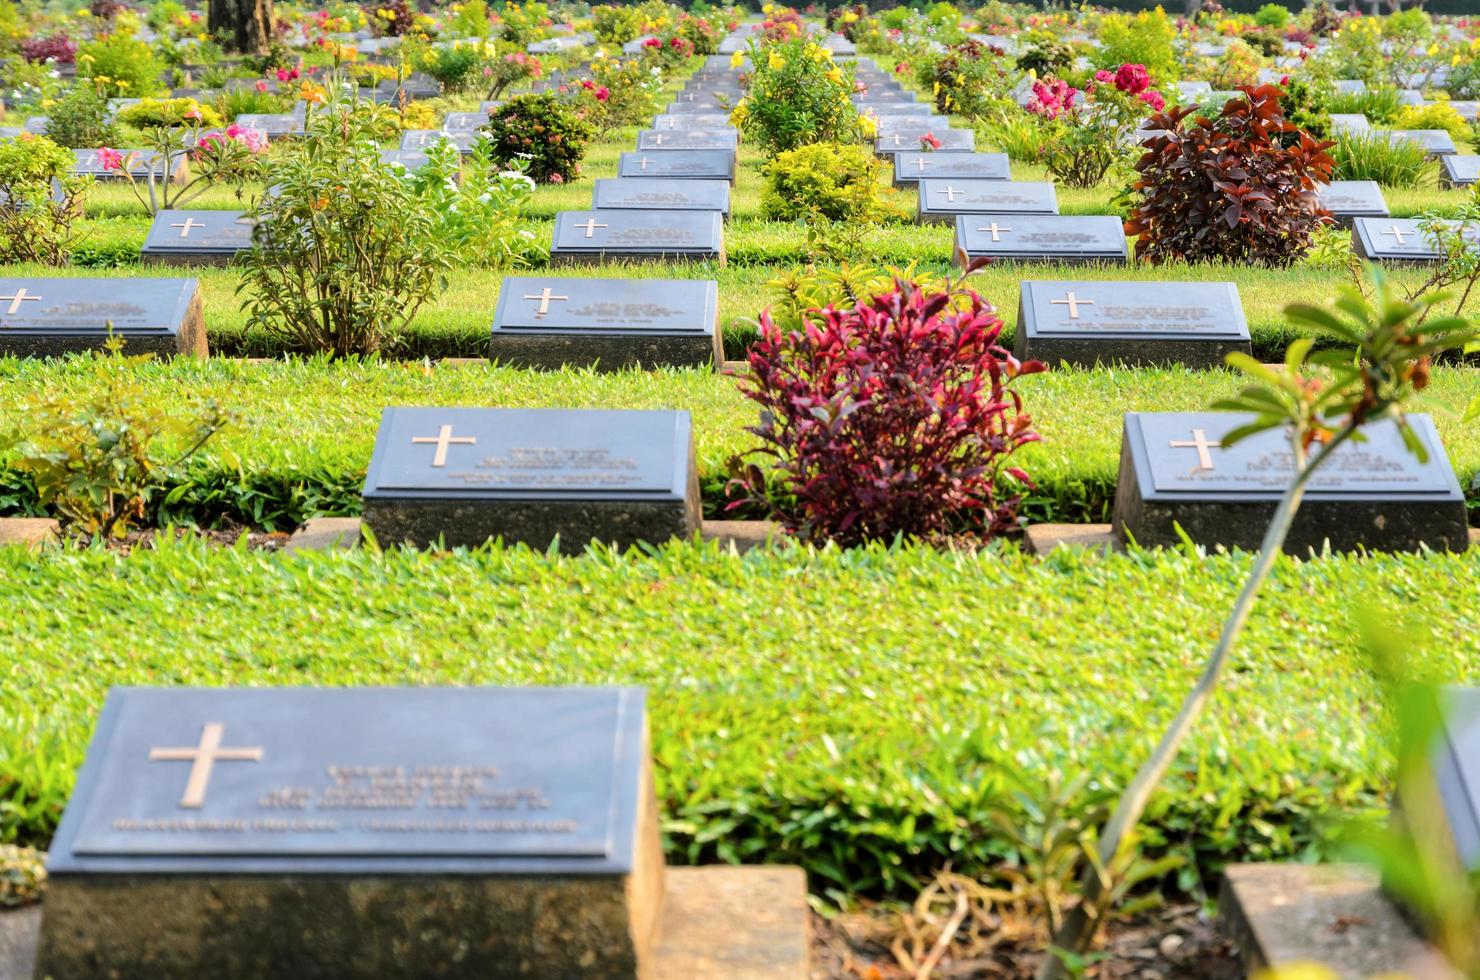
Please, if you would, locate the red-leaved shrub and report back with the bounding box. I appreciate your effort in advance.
[1125,84,1335,267]
[21,34,77,65]
[729,265,1045,545]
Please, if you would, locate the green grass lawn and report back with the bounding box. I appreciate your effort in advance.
[4,538,1478,895]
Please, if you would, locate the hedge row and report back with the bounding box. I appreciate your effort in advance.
[1,357,1477,529]
[3,539,1476,895]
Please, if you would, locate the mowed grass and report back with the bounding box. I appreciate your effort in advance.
[3,538,1479,894]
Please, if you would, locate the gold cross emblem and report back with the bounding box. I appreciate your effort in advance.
[149,723,263,809]
[977,222,1012,242]
[1169,428,1222,471]
[1050,291,1093,319]
[0,288,41,315]
[1380,225,1410,245]
[524,286,569,317]
[411,424,477,467]
[171,218,205,238]
[573,217,608,239]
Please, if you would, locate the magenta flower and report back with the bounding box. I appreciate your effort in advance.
[1114,63,1151,95]
[97,147,124,172]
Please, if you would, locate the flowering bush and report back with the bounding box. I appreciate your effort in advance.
[417,42,484,93]
[1393,102,1471,143]
[729,266,1045,546]
[1208,38,1263,90]
[0,134,90,265]
[674,13,722,56]
[760,142,902,223]
[367,0,415,38]
[732,38,863,158]
[640,34,696,71]
[43,82,121,149]
[480,93,593,184]
[115,97,224,130]
[1096,9,1180,83]
[105,116,268,215]
[591,4,644,44]
[1028,64,1166,188]
[759,7,805,43]
[484,51,542,100]
[1127,85,1336,266]
[21,35,77,65]
[919,39,1014,118]
[575,58,664,136]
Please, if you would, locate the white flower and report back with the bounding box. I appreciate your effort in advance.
[477,192,492,203]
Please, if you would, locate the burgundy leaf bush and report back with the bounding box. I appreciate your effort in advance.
[729,265,1046,545]
[1125,84,1335,267]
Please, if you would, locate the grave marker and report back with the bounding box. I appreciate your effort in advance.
[0,277,206,357]
[550,210,724,265]
[592,178,730,218]
[917,179,1058,223]
[141,210,255,266]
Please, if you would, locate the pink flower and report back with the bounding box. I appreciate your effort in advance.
[595,86,610,102]
[1094,69,1113,84]
[920,132,941,150]
[549,173,564,184]
[1026,78,1078,120]
[1138,89,1166,112]
[184,106,203,121]
[642,37,661,48]
[97,147,124,172]
[254,80,269,92]
[1113,63,1151,95]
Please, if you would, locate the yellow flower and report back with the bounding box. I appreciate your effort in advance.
[842,10,858,21]
[768,50,784,70]
[857,113,876,136]
[1427,43,1439,57]
[730,49,744,68]
[826,66,842,83]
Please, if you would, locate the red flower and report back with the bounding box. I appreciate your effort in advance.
[1113,63,1150,95]
[920,132,941,150]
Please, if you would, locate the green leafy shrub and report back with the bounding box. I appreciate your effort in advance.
[732,38,863,157]
[115,97,224,130]
[1,845,45,908]
[214,87,288,120]
[578,58,666,136]
[0,134,90,265]
[1281,65,1333,140]
[1207,38,1263,91]
[239,97,457,357]
[1393,102,1471,144]
[591,3,644,44]
[480,92,593,184]
[1127,85,1335,266]
[1095,9,1179,84]
[921,39,1013,117]
[0,340,233,538]
[1015,33,1074,80]
[77,32,166,99]
[760,142,901,223]
[1331,130,1432,187]
[42,82,121,149]
[417,41,485,93]
[1254,3,1290,28]
[405,140,538,267]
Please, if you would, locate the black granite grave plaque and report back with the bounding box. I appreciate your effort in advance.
[1441,155,1480,188]
[1316,180,1388,223]
[1351,217,1480,262]
[1382,128,1458,156]
[1112,411,1469,553]
[234,112,304,139]
[892,151,1010,188]
[362,407,701,551]
[1014,280,1247,368]
[956,215,1128,265]
[593,178,730,218]
[549,210,724,266]
[0,277,206,357]
[441,111,489,133]
[635,129,737,151]
[917,180,1058,223]
[617,150,736,183]
[875,129,975,155]
[1430,688,1480,872]
[491,276,720,370]
[651,113,732,130]
[141,210,254,266]
[401,129,480,154]
[665,98,731,113]
[1330,113,1372,136]
[37,686,664,979]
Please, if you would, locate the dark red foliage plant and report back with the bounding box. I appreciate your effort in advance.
[21,34,77,65]
[728,260,1046,546]
[1124,84,1335,267]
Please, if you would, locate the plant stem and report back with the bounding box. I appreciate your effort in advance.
[1035,425,1356,980]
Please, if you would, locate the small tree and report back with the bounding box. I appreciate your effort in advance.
[1037,267,1480,978]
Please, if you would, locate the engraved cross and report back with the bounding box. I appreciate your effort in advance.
[1380,225,1410,245]
[573,218,608,239]
[0,288,41,315]
[1049,291,1093,319]
[171,218,205,238]
[936,184,961,202]
[523,286,569,317]
[977,222,1012,242]
[1168,428,1222,471]
[411,424,477,467]
[149,723,263,809]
